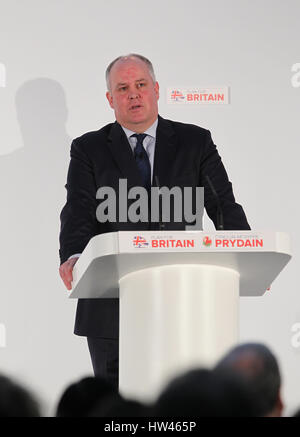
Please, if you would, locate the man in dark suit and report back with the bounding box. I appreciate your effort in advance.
[59,54,250,390]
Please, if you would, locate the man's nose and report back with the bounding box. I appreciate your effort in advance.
[128,88,140,99]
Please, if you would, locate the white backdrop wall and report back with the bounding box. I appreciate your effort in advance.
[0,0,299,415]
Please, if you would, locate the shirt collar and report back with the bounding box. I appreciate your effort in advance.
[121,118,158,140]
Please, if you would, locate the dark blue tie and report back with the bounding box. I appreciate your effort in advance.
[131,133,151,192]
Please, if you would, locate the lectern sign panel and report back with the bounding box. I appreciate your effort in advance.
[119,231,277,253]
[69,230,291,300]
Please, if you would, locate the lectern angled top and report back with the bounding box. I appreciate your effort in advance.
[69,230,291,299]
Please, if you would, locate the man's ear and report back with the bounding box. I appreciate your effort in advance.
[155,81,159,100]
[106,91,114,109]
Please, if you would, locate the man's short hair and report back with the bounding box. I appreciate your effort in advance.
[105,54,156,91]
[215,343,281,416]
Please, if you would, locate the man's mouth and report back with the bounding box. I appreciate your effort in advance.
[129,104,143,111]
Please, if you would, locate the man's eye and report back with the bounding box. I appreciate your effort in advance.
[137,83,145,87]
[119,86,127,91]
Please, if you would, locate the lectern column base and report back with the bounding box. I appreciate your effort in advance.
[119,264,240,402]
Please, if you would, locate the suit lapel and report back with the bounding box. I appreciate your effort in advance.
[107,121,143,188]
[153,115,178,186]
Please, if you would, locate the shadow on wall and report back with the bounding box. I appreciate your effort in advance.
[0,78,72,380]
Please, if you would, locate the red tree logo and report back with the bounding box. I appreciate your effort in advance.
[203,236,212,247]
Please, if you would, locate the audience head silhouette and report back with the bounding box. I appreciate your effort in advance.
[89,395,151,417]
[215,342,283,417]
[153,368,258,417]
[0,374,40,417]
[56,376,117,417]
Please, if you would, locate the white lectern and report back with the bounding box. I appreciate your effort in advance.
[69,231,291,402]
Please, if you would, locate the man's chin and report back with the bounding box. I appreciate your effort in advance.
[124,116,148,127]
[128,113,147,123]
[118,113,157,130]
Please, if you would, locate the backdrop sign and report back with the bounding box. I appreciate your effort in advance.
[167,86,229,104]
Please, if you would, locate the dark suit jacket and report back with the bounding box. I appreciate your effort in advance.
[59,115,250,338]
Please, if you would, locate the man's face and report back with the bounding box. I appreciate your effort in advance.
[106,58,159,132]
